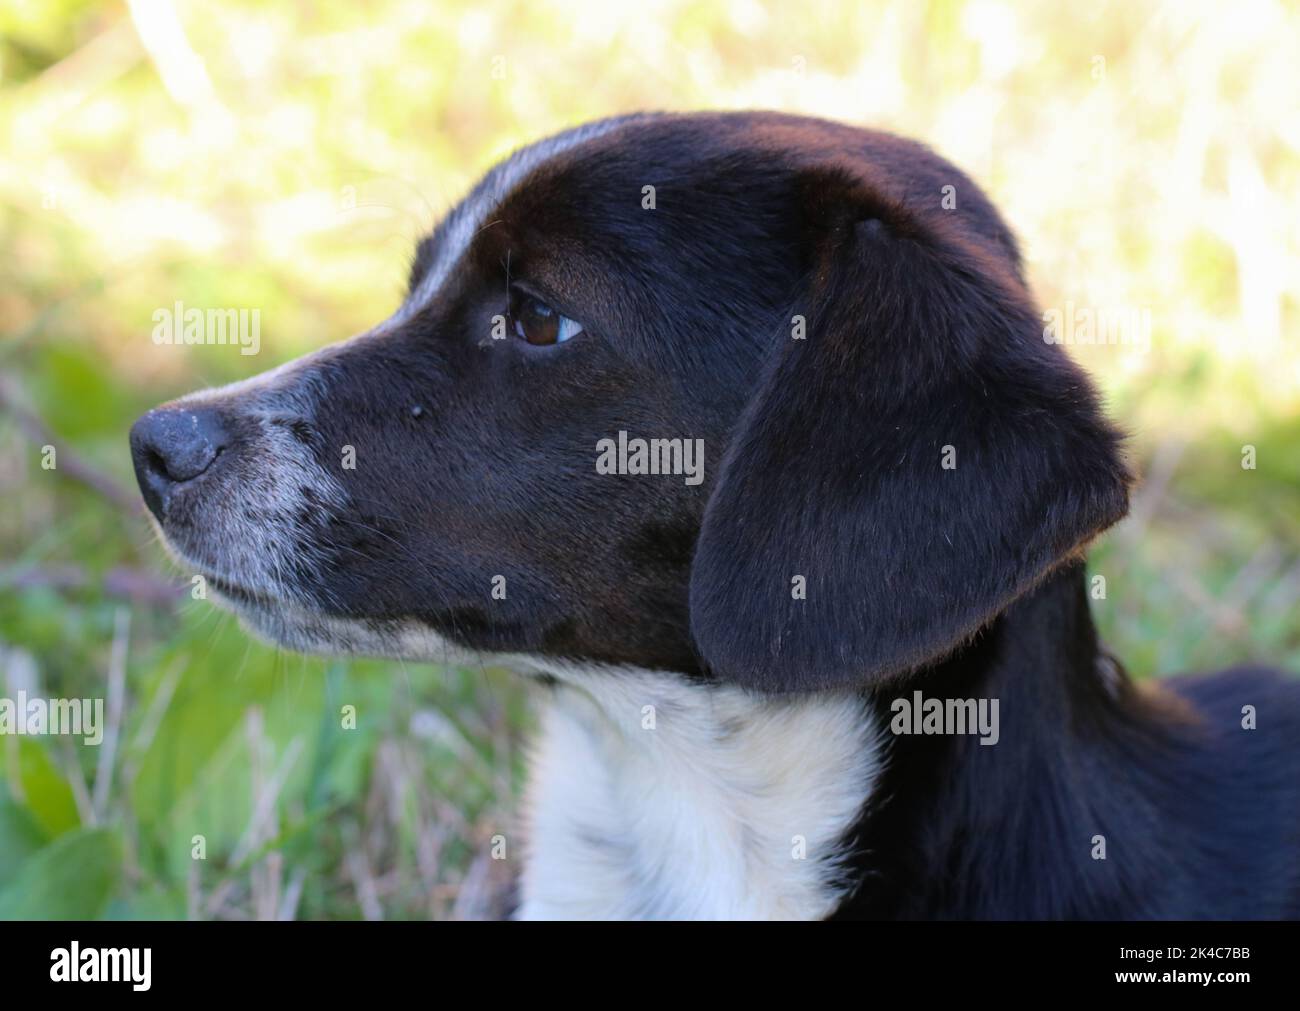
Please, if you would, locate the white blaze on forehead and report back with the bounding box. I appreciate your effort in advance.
[386,115,641,330]
[184,115,648,405]
[175,337,343,410]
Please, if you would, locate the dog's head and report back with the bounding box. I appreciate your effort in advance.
[130,111,1130,691]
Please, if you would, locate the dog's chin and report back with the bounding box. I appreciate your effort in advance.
[212,591,340,656]
[160,534,536,672]
[207,583,482,667]
[147,527,388,659]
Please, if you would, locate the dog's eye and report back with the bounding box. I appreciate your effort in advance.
[511,292,583,346]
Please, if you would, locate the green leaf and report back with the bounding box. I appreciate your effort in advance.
[0,827,122,919]
[9,739,80,838]
[103,886,185,921]
[0,795,49,887]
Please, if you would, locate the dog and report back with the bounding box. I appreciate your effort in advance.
[129,111,1300,920]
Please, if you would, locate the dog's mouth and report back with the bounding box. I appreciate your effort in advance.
[167,547,462,663]
[146,515,284,611]
[149,511,483,665]
[206,573,276,609]
[155,523,303,624]
[195,564,342,652]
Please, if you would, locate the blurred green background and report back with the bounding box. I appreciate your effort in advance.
[1,0,1297,920]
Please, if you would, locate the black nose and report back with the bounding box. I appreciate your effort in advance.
[129,405,229,521]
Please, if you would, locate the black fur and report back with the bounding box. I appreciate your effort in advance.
[690,164,1132,691]
[835,563,1300,918]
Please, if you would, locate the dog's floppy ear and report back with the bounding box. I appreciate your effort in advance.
[689,165,1131,692]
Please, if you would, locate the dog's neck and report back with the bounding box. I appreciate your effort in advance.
[516,663,880,919]
[515,562,1197,920]
[834,560,1212,919]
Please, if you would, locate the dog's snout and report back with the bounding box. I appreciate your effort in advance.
[129,405,229,520]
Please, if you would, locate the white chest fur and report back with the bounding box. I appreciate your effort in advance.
[515,666,880,920]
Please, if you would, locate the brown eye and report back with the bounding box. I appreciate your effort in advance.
[511,292,583,346]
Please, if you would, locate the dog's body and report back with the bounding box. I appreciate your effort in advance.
[519,572,1300,920]
[129,111,1300,920]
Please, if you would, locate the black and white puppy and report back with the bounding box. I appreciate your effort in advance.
[129,111,1300,920]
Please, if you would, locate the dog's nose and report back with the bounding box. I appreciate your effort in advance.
[129,405,229,521]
